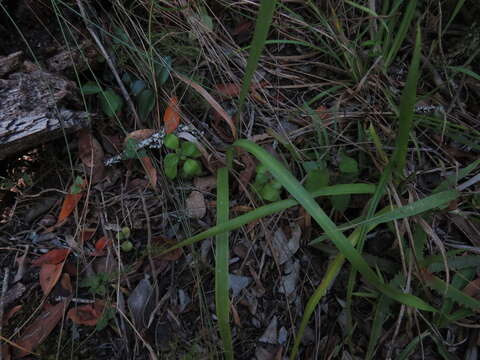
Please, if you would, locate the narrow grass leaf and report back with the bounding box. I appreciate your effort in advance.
[238,0,277,111]
[161,184,375,254]
[215,167,233,359]
[234,140,435,308]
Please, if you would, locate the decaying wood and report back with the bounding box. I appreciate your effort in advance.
[0,61,90,159]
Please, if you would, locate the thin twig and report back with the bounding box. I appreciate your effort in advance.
[75,0,142,128]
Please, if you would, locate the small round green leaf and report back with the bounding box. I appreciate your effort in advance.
[180,142,201,158]
[121,240,133,252]
[339,154,359,175]
[99,88,123,118]
[182,159,202,178]
[260,183,281,202]
[164,153,179,179]
[305,168,330,192]
[164,134,179,150]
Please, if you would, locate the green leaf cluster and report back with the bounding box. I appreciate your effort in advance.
[252,164,283,202]
[163,134,202,179]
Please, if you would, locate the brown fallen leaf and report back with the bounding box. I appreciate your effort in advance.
[39,262,65,296]
[57,193,83,223]
[140,156,157,190]
[163,97,181,134]
[90,236,112,257]
[67,300,105,326]
[79,228,97,244]
[14,300,70,358]
[186,191,206,219]
[31,248,70,266]
[124,129,155,145]
[463,278,480,300]
[78,130,105,184]
[151,236,183,261]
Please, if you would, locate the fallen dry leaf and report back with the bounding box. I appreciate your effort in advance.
[215,83,241,98]
[151,236,183,261]
[90,236,112,257]
[186,191,206,219]
[163,96,181,134]
[140,156,157,189]
[14,300,69,358]
[79,228,96,244]
[78,130,105,184]
[31,248,70,266]
[57,192,83,223]
[124,129,155,145]
[463,278,480,300]
[39,262,65,296]
[67,300,105,326]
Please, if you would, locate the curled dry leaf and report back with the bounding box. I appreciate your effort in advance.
[78,130,105,184]
[90,236,112,257]
[57,193,83,223]
[14,300,70,358]
[39,261,65,296]
[67,300,105,326]
[31,248,70,266]
[163,96,181,134]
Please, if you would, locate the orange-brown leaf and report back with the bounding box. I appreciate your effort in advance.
[57,193,83,223]
[140,156,157,189]
[163,97,181,134]
[14,300,69,358]
[67,300,105,326]
[124,129,155,145]
[39,262,65,296]
[78,130,105,184]
[463,278,480,299]
[31,249,70,266]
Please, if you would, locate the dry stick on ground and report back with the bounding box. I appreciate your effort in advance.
[75,0,142,128]
[0,268,10,360]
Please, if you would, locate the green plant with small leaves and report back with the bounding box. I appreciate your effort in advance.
[252,164,283,202]
[116,226,133,252]
[80,82,124,118]
[163,134,202,179]
[80,272,111,296]
[330,152,360,212]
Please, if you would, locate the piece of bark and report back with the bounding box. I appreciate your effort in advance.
[0,51,22,77]
[0,69,90,159]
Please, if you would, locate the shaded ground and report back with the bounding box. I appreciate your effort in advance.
[1,1,480,359]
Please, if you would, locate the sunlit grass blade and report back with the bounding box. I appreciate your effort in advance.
[161,184,375,254]
[215,167,233,359]
[238,0,277,111]
[234,139,436,311]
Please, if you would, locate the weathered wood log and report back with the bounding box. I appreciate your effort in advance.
[0,64,90,159]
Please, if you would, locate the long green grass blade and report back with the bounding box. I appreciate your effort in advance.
[215,167,233,359]
[384,0,417,69]
[161,184,375,254]
[290,189,457,359]
[238,0,277,111]
[234,139,436,311]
